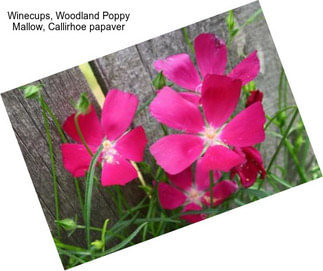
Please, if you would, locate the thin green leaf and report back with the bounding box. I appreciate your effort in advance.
[234,198,245,206]
[264,105,297,130]
[241,9,263,28]
[106,212,140,242]
[269,174,292,189]
[40,95,61,238]
[101,223,148,255]
[57,248,86,264]
[54,238,88,253]
[85,143,104,247]
[181,27,195,55]
[245,188,270,199]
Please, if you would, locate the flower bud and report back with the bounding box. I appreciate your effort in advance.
[55,218,77,231]
[152,72,166,90]
[295,134,304,150]
[91,240,104,250]
[242,81,256,94]
[20,84,42,99]
[226,10,235,32]
[75,92,90,114]
[246,90,263,107]
[276,112,287,127]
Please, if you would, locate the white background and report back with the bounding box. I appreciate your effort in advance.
[0,0,322,270]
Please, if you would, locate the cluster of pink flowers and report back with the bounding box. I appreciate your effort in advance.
[60,32,267,224]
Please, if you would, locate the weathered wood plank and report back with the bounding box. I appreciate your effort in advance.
[1,67,123,246]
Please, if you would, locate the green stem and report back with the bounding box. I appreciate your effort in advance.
[267,109,298,172]
[57,249,86,264]
[114,186,125,217]
[264,106,296,130]
[74,113,93,156]
[42,102,67,142]
[278,69,285,110]
[43,100,85,219]
[209,170,214,208]
[76,225,103,232]
[85,143,103,247]
[240,9,262,29]
[136,94,155,116]
[142,198,154,241]
[258,108,299,190]
[181,27,195,55]
[160,124,168,136]
[40,95,61,238]
[154,166,163,180]
[283,137,308,183]
[74,178,85,218]
[101,219,109,252]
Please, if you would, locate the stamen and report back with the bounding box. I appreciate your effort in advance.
[201,126,222,146]
[186,188,204,204]
[102,140,117,164]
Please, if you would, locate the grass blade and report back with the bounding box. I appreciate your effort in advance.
[85,143,103,247]
[269,174,292,189]
[245,188,270,199]
[101,223,147,256]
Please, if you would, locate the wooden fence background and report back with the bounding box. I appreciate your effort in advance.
[1,1,318,248]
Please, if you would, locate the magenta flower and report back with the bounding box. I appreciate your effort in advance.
[61,89,147,186]
[149,74,266,175]
[154,33,260,98]
[230,146,266,188]
[158,161,238,223]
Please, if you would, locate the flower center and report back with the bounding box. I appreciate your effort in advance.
[201,126,223,146]
[102,140,117,164]
[186,188,204,204]
[205,127,217,140]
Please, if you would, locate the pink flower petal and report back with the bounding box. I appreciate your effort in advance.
[167,166,193,191]
[61,143,96,177]
[228,51,260,86]
[149,87,205,133]
[203,180,238,206]
[150,134,204,175]
[101,155,138,186]
[62,105,104,146]
[213,180,238,204]
[181,203,206,223]
[158,182,186,209]
[179,92,201,106]
[194,33,227,77]
[236,160,259,188]
[195,159,222,191]
[154,54,201,91]
[101,89,138,141]
[115,126,147,162]
[220,102,266,147]
[243,146,265,167]
[201,74,242,127]
[200,145,245,172]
